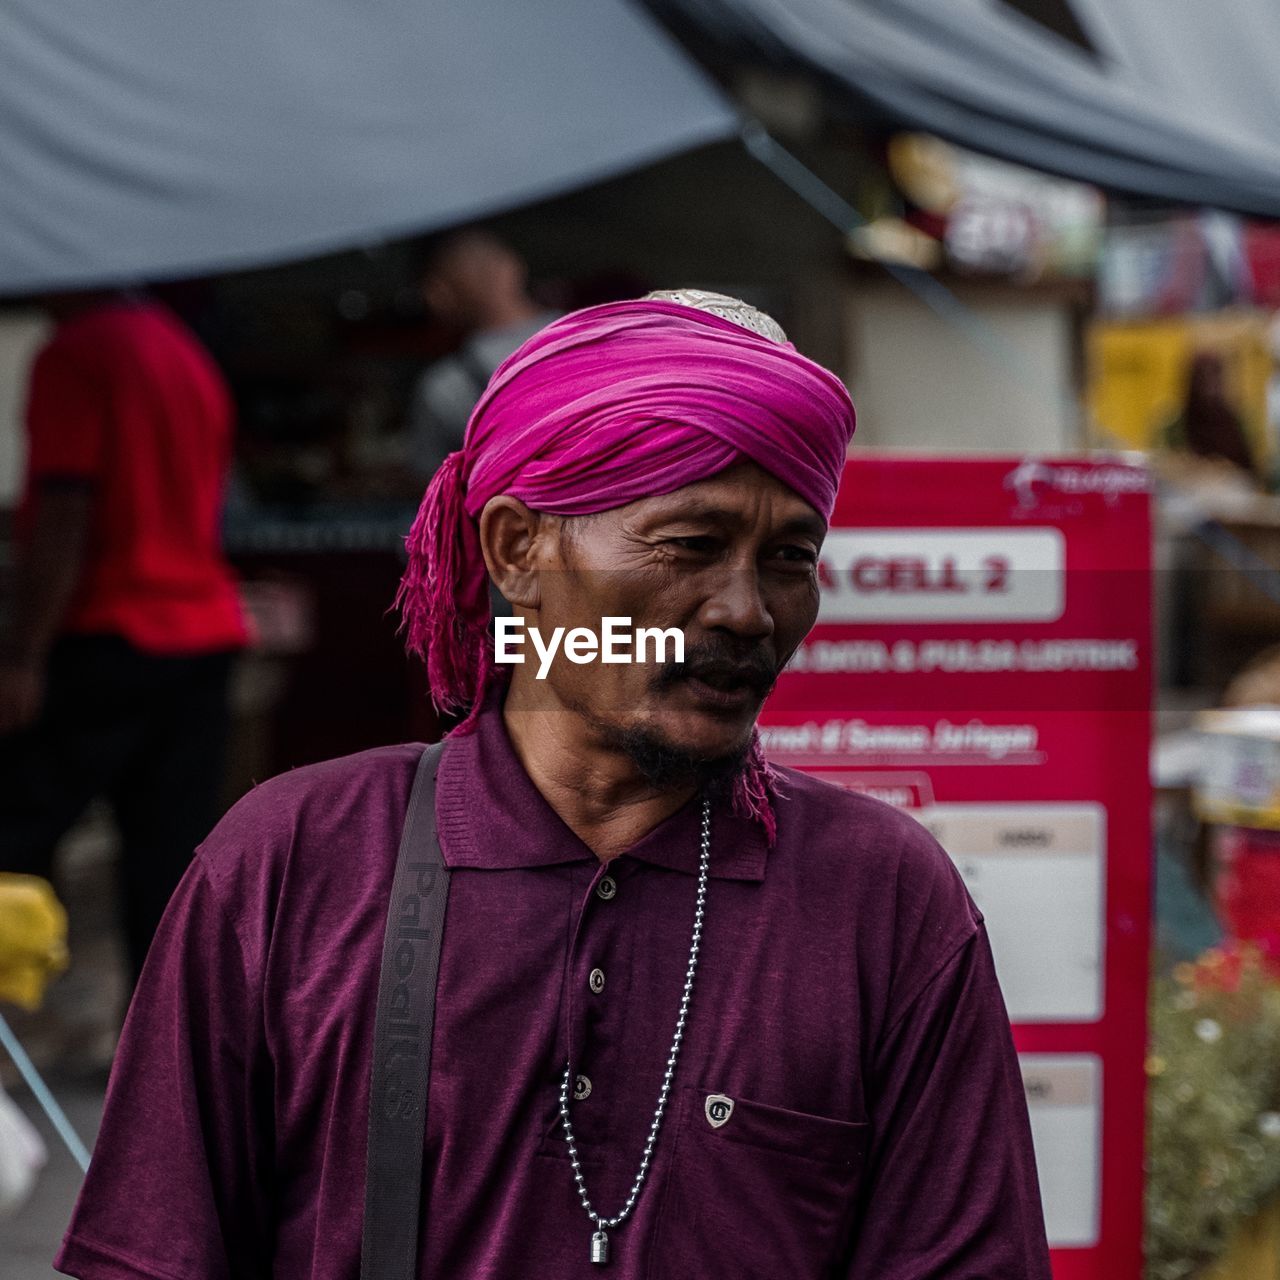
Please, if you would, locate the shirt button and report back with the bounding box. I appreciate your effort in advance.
[573,1074,592,1101]
[588,968,606,995]
[596,876,618,901]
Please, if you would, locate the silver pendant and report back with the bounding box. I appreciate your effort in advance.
[591,1228,609,1264]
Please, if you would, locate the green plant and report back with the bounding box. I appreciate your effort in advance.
[1146,943,1280,1279]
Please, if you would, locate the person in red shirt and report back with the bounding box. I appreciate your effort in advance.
[0,289,249,982]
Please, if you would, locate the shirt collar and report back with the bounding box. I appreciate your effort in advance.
[434,688,769,882]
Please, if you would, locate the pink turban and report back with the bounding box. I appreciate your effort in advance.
[394,297,856,842]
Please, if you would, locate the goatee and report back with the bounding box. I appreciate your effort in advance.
[595,719,752,797]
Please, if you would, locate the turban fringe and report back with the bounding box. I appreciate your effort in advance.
[397,450,494,714]
[394,300,857,846]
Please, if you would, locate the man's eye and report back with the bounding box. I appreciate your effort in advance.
[667,536,719,553]
[773,545,818,565]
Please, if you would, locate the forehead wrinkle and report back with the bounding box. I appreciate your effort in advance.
[644,498,739,525]
[635,494,823,536]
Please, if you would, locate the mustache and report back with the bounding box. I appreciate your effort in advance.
[653,639,780,694]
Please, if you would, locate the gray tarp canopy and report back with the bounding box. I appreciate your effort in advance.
[5,0,1280,293]
[656,0,1280,216]
[0,0,736,292]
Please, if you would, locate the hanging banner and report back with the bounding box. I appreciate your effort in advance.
[762,453,1151,1279]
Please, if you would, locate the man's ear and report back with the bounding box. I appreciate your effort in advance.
[479,496,550,609]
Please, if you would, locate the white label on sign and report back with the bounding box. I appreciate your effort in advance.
[1020,1054,1102,1248]
[816,528,1065,623]
[921,803,1105,1022]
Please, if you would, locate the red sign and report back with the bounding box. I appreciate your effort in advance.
[762,454,1151,1278]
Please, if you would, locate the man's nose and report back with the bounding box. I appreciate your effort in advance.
[697,567,774,639]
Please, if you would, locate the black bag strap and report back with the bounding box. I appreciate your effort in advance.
[361,741,450,1280]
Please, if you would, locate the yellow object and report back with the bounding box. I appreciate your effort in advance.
[0,874,68,1011]
[887,133,960,214]
[1086,310,1273,468]
[1204,1196,1280,1280]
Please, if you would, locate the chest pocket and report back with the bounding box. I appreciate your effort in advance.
[647,1085,868,1280]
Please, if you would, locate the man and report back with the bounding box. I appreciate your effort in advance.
[0,290,249,983]
[406,228,560,479]
[56,293,1051,1278]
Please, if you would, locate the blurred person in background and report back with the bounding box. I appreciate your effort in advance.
[1162,350,1258,480]
[406,228,560,479]
[0,289,249,984]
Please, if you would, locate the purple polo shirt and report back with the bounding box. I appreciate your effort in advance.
[56,691,1050,1279]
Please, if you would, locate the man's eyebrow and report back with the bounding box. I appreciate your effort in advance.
[774,513,827,539]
